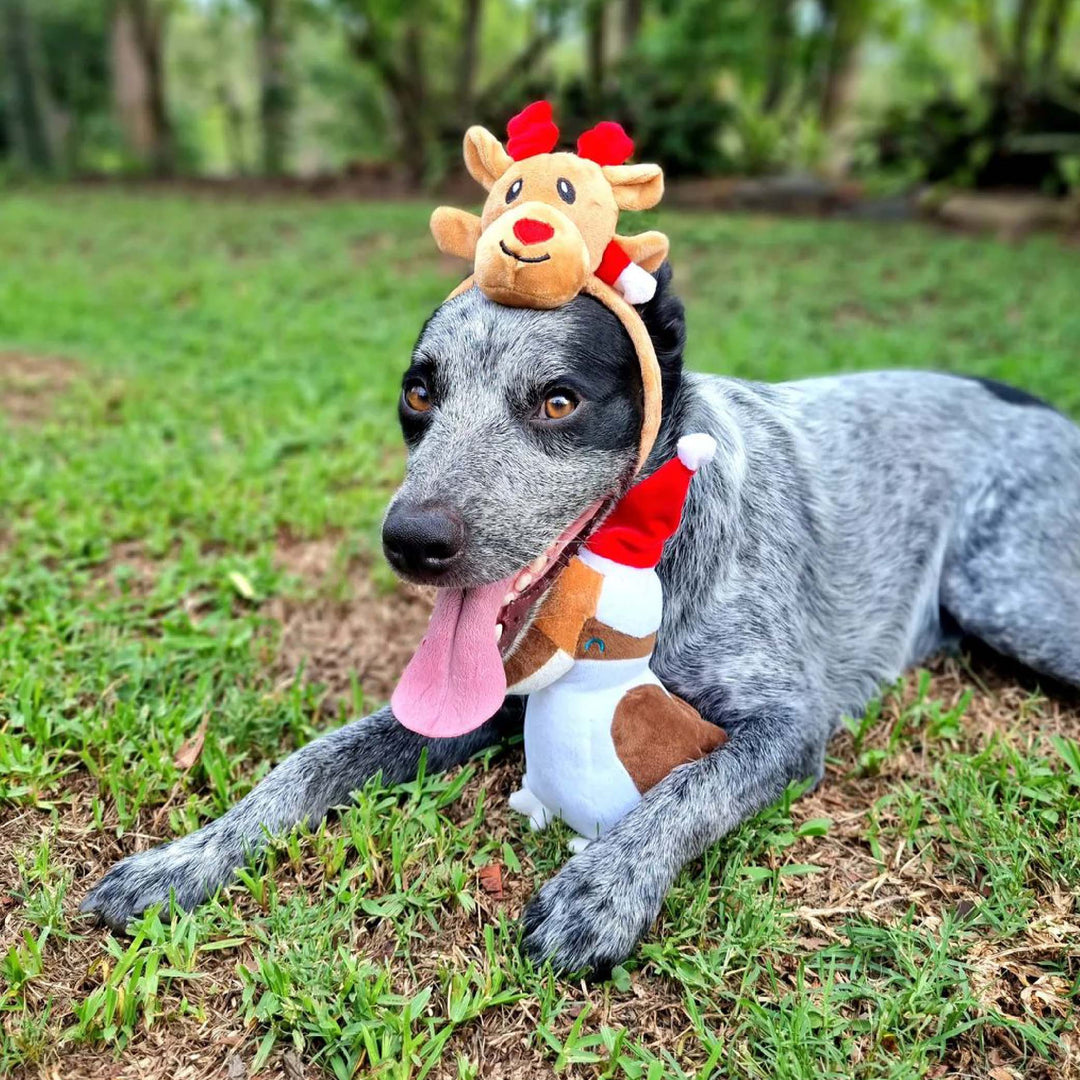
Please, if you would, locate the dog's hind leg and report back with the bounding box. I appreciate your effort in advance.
[521,705,827,973]
[81,702,519,930]
[941,441,1080,688]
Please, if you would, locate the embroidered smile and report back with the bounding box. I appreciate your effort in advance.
[499,240,551,264]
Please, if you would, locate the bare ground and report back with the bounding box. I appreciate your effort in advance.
[0,352,82,424]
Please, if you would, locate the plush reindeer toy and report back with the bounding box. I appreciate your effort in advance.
[431,99,669,309]
[503,435,725,850]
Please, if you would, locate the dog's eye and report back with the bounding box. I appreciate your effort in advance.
[403,380,432,413]
[542,391,578,420]
[556,178,576,205]
[506,178,523,204]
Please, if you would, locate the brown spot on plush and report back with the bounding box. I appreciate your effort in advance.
[612,685,727,794]
[532,557,604,654]
[503,627,559,690]
[575,618,656,661]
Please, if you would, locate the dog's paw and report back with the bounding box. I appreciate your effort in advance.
[521,840,663,976]
[80,831,229,931]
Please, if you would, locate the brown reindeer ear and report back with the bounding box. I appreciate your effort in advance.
[602,164,664,211]
[463,126,512,190]
[430,207,482,260]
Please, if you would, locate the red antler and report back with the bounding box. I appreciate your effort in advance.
[577,121,634,166]
[506,101,560,161]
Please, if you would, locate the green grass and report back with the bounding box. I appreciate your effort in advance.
[1,190,1079,1078]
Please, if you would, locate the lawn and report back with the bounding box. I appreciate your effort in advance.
[1,189,1079,1080]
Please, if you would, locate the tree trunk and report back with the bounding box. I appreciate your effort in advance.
[457,0,483,123]
[256,0,290,175]
[1007,0,1038,96]
[585,0,607,108]
[621,0,644,53]
[110,0,173,174]
[761,0,792,114]
[1039,0,1071,77]
[819,0,865,133]
[1,0,55,171]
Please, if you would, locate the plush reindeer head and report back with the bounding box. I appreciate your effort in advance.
[431,101,669,309]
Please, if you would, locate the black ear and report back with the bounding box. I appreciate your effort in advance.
[638,262,685,406]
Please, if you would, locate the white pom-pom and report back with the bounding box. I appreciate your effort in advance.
[676,433,717,471]
[614,262,657,304]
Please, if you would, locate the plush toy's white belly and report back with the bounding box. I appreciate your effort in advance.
[523,660,658,839]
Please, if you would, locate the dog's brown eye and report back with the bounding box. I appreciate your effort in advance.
[543,392,578,420]
[404,381,432,413]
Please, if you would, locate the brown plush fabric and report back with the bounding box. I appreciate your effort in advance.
[503,627,559,689]
[600,164,664,211]
[612,685,727,794]
[574,618,656,661]
[430,207,482,262]
[617,230,669,272]
[532,557,604,654]
[463,125,512,190]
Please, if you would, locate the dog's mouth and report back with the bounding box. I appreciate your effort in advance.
[499,239,551,264]
[494,497,609,657]
[391,497,610,740]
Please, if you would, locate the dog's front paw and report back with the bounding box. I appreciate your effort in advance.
[521,840,665,975]
[81,828,232,931]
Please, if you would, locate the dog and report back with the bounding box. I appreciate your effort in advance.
[82,264,1080,973]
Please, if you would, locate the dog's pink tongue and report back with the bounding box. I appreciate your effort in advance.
[392,578,510,738]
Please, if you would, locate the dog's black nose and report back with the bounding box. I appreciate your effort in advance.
[382,502,466,578]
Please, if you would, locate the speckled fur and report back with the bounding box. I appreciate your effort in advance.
[83,275,1080,975]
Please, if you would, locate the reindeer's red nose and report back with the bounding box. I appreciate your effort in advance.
[513,218,555,246]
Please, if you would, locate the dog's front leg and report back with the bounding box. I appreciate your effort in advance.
[521,710,825,974]
[81,702,520,930]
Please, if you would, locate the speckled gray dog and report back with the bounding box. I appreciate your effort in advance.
[83,266,1080,973]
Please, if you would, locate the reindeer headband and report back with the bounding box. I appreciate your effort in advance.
[431,101,669,471]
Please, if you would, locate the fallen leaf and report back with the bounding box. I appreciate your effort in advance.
[226,1057,247,1080]
[174,717,209,770]
[478,863,504,899]
[228,570,256,600]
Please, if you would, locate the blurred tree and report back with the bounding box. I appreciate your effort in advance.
[248,0,293,174]
[0,0,56,170]
[457,0,483,122]
[335,0,570,185]
[817,0,873,132]
[110,0,175,173]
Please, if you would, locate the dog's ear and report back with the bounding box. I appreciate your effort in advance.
[638,262,685,388]
[602,164,664,211]
[463,126,512,190]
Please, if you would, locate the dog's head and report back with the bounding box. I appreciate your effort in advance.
[384,265,685,736]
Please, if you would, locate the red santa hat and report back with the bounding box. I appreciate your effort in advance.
[585,433,716,569]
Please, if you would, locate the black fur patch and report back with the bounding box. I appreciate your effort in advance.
[962,376,1055,412]
[553,262,689,466]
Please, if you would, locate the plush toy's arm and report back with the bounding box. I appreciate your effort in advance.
[430,207,483,261]
[617,231,669,273]
[596,238,662,305]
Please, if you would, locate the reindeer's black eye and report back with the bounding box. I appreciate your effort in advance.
[556,178,576,204]
[506,178,523,203]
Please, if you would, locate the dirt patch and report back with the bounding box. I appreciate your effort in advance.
[266,536,434,710]
[0,352,81,424]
